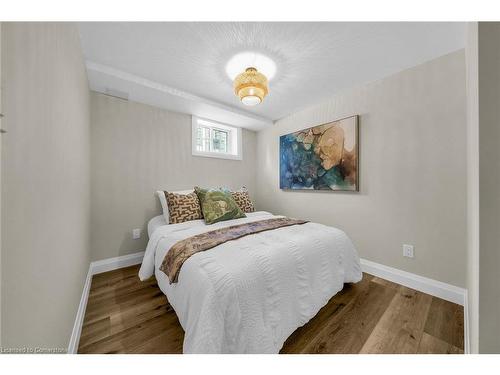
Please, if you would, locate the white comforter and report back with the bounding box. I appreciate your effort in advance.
[139,211,362,354]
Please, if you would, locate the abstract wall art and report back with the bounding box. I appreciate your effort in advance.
[279,115,358,191]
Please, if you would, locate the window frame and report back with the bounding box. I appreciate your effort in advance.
[191,116,242,160]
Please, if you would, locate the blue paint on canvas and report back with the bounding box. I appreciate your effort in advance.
[279,118,358,191]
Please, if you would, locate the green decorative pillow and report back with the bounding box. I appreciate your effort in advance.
[194,187,246,225]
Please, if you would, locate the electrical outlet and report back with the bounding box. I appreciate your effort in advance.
[403,244,414,258]
[132,228,141,240]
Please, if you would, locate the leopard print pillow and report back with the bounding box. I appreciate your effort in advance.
[164,191,202,224]
[230,187,255,213]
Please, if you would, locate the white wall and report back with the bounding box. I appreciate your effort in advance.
[465,22,479,354]
[90,92,257,261]
[0,22,3,347]
[1,23,90,349]
[477,22,500,353]
[256,50,467,287]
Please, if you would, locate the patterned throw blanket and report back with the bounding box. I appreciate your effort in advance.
[160,217,308,283]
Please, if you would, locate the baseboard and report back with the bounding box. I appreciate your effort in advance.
[91,251,146,275]
[67,266,93,354]
[67,251,145,353]
[360,258,466,306]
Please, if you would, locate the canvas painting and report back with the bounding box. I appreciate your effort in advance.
[280,115,358,191]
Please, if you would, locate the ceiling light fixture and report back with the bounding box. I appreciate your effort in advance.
[233,67,269,106]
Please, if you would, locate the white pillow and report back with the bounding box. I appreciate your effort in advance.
[156,189,194,224]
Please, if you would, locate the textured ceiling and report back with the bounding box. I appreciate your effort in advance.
[78,22,465,122]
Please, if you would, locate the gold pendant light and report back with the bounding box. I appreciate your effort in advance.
[233,67,269,106]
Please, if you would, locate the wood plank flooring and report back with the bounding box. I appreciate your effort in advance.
[78,265,464,354]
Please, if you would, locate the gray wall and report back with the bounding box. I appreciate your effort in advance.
[1,23,90,348]
[477,22,500,353]
[90,92,257,261]
[256,50,467,287]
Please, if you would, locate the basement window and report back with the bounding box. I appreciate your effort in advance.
[192,116,242,160]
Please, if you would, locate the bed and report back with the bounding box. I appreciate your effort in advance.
[139,211,362,353]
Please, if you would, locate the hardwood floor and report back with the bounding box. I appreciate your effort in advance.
[78,265,464,354]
